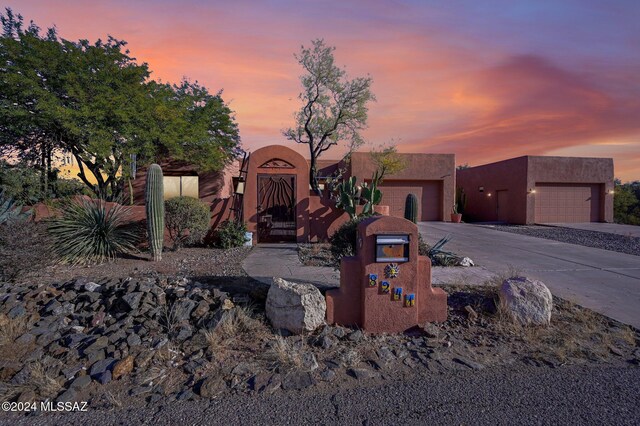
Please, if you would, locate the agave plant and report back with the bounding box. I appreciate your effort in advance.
[47,198,140,265]
[427,234,456,259]
[0,190,31,225]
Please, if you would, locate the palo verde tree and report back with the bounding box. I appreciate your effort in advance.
[283,39,375,194]
[0,8,240,201]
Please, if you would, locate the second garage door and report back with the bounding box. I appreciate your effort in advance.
[534,183,602,223]
[379,180,442,221]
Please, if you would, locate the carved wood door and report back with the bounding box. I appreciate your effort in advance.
[257,174,296,242]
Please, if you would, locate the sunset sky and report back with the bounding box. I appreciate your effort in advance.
[8,0,640,181]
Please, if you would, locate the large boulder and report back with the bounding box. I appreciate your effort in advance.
[499,276,552,325]
[266,278,326,334]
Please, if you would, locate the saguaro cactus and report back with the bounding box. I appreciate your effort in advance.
[145,164,164,261]
[404,193,418,223]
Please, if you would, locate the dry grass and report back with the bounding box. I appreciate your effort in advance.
[205,306,270,357]
[264,336,305,371]
[339,349,362,368]
[0,314,28,345]
[29,361,63,399]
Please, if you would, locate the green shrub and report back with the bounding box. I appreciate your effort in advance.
[47,198,140,264]
[214,220,248,249]
[329,216,365,265]
[0,220,53,282]
[165,196,210,249]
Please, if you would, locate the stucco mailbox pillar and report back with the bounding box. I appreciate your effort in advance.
[326,216,447,334]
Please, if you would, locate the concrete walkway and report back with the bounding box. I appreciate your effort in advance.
[242,244,340,290]
[418,222,640,328]
[546,222,640,238]
[242,243,498,290]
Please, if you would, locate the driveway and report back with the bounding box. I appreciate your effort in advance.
[418,222,640,328]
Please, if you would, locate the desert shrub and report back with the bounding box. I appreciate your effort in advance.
[214,220,248,249]
[0,161,87,204]
[0,220,53,282]
[329,216,365,265]
[165,196,210,248]
[47,198,140,264]
[0,190,31,225]
[53,178,88,199]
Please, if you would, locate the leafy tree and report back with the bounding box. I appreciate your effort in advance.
[0,9,67,198]
[369,142,406,183]
[614,179,640,225]
[0,8,241,201]
[284,39,375,194]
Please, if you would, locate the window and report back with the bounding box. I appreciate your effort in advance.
[163,176,199,200]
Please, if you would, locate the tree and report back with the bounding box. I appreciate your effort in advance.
[284,39,375,194]
[0,9,67,198]
[614,178,640,225]
[0,8,241,201]
[369,142,406,183]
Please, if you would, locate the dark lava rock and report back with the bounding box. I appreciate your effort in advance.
[453,356,485,370]
[281,372,315,390]
[70,374,92,390]
[349,368,378,380]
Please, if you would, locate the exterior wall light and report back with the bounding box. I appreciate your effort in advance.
[478,186,484,192]
[607,189,615,195]
[487,193,492,197]
[528,188,536,194]
[235,181,245,195]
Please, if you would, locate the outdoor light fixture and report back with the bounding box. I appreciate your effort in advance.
[528,188,536,194]
[487,193,492,197]
[478,186,484,193]
[607,189,615,195]
[235,181,245,195]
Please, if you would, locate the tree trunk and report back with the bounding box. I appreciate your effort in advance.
[309,149,321,195]
[40,147,48,200]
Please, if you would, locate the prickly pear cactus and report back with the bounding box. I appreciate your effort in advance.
[404,193,418,223]
[145,164,164,261]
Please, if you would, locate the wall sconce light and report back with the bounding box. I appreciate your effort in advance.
[487,193,492,197]
[318,183,325,190]
[478,186,484,193]
[607,189,615,195]
[528,188,536,194]
[235,181,245,195]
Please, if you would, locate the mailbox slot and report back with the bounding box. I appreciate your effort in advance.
[375,234,409,262]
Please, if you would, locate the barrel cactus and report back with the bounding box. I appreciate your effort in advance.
[145,164,164,261]
[404,193,418,223]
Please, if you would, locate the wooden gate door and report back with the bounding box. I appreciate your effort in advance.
[257,174,296,242]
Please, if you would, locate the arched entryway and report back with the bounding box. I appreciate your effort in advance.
[243,146,310,243]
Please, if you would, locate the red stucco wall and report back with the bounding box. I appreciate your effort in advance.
[457,156,614,224]
[350,152,455,222]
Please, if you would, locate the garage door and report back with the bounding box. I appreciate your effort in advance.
[534,183,602,223]
[379,180,442,221]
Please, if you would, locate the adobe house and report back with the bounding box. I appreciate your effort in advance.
[456,156,614,224]
[130,145,457,243]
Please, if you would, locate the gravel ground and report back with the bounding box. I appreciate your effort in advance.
[490,225,640,256]
[5,365,639,425]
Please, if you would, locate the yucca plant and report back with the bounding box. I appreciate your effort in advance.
[48,198,140,264]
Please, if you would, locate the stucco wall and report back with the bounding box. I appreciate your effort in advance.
[350,152,455,222]
[129,160,238,205]
[457,156,614,224]
[243,145,310,243]
[456,157,529,223]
